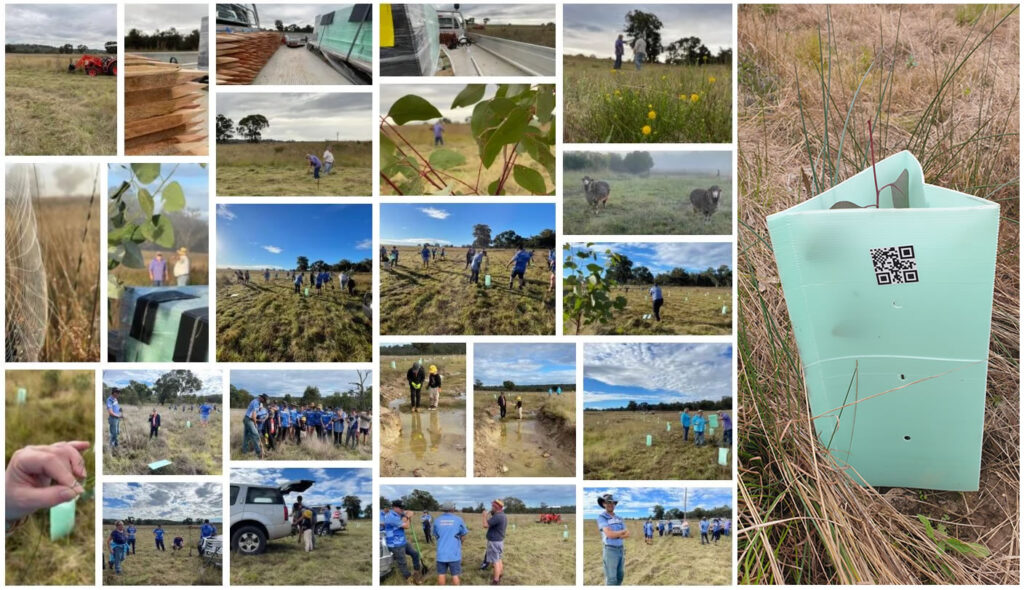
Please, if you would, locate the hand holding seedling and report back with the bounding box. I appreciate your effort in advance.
[6,441,89,521]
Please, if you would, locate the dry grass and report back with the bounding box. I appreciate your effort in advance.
[582,518,731,585]
[473,24,556,48]
[101,524,221,585]
[110,252,209,286]
[5,370,95,586]
[103,403,223,475]
[568,285,732,335]
[229,408,371,461]
[216,141,372,196]
[473,391,576,477]
[737,4,1019,584]
[6,54,116,155]
[230,519,372,585]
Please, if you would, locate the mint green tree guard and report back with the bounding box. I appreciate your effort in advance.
[49,498,77,540]
[767,151,998,491]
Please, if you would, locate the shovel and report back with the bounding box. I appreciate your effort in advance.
[408,521,430,575]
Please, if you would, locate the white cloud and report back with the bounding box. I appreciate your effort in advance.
[103,482,223,521]
[263,245,283,254]
[217,204,236,220]
[419,207,450,220]
[355,239,372,250]
[584,343,732,401]
[380,237,453,246]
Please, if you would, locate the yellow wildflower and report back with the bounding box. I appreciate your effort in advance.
[690,93,700,103]
[648,110,656,120]
[641,125,652,135]
[708,76,716,84]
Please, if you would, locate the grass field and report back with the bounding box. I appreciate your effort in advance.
[216,141,372,196]
[563,55,731,143]
[5,370,95,586]
[474,391,576,477]
[584,411,729,480]
[381,513,576,585]
[568,286,732,335]
[229,408,371,461]
[230,519,371,585]
[110,252,209,286]
[216,271,372,362]
[101,524,220,585]
[380,123,554,196]
[563,170,732,235]
[474,24,556,48]
[583,518,731,585]
[6,54,116,155]
[103,403,222,475]
[381,247,555,335]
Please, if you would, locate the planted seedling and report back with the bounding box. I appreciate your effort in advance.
[830,120,910,209]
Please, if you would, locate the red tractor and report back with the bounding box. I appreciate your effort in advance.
[536,513,562,524]
[68,55,117,76]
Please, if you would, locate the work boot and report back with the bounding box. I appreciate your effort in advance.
[412,571,423,585]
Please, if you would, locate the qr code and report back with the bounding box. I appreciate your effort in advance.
[870,245,918,285]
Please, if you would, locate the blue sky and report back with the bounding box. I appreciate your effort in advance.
[109,163,209,218]
[103,369,222,399]
[563,4,732,58]
[217,204,372,269]
[103,482,222,522]
[380,485,576,510]
[584,343,732,409]
[583,487,733,519]
[380,203,554,246]
[231,468,372,508]
[564,242,732,276]
[231,370,368,396]
[474,343,575,386]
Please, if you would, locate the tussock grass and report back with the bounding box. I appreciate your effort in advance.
[570,285,732,335]
[737,4,1019,584]
[229,408,371,461]
[563,55,731,143]
[563,169,732,235]
[216,141,372,196]
[5,370,95,585]
[230,520,372,585]
[582,518,731,585]
[103,403,222,475]
[100,524,220,585]
[6,54,116,155]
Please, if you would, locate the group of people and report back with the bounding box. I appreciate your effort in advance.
[305,146,336,181]
[679,409,733,447]
[289,495,347,552]
[105,388,216,448]
[242,393,371,458]
[146,247,192,286]
[105,520,217,574]
[613,34,647,71]
[642,516,731,544]
[382,498,507,585]
[291,269,358,296]
[405,361,443,412]
[495,392,524,420]
[382,245,556,293]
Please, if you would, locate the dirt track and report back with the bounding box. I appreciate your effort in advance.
[252,46,351,85]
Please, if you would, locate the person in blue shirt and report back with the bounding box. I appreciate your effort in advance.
[506,244,532,290]
[153,525,166,551]
[307,154,321,180]
[199,402,212,427]
[421,244,431,269]
[291,407,301,444]
[148,408,161,439]
[432,503,468,585]
[382,500,423,584]
[279,406,291,443]
[433,120,445,146]
[699,517,710,545]
[198,519,216,554]
[680,408,692,441]
[390,246,400,269]
[106,388,123,448]
[613,34,625,70]
[657,520,665,537]
[469,249,487,284]
[242,394,267,458]
[420,510,433,544]
[107,521,130,574]
[126,522,137,555]
[649,283,664,321]
[293,272,303,294]
[597,493,629,585]
[346,414,360,448]
[692,411,707,447]
[720,412,732,446]
[711,518,723,544]
[643,519,654,545]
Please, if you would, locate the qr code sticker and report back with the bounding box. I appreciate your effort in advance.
[870,245,918,285]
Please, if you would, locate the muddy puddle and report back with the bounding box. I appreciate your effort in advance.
[495,413,574,477]
[389,400,466,477]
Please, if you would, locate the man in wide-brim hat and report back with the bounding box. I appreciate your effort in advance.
[596,493,629,585]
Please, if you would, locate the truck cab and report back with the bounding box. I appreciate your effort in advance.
[436,9,467,49]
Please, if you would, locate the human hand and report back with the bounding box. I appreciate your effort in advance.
[6,441,90,521]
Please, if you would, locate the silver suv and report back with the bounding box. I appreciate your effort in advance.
[670,519,687,536]
[229,479,313,554]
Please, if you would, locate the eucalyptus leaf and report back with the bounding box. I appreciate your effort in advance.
[513,164,546,195]
[121,239,145,268]
[482,107,531,167]
[152,214,175,248]
[388,95,442,125]
[162,181,185,212]
[138,188,154,217]
[830,200,865,209]
[451,84,486,108]
[131,163,161,184]
[890,168,910,208]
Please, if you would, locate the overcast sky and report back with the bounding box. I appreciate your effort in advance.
[231,370,368,396]
[584,343,732,408]
[381,84,496,123]
[474,343,575,386]
[6,4,115,47]
[248,3,320,28]
[103,369,223,399]
[6,163,100,199]
[125,3,206,35]
[582,486,732,519]
[563,4,732,59]
[217,92,372,141]
[104,482,222,522]
[231,467,372,509]
[380,484,576,510]
[438,4,555,26]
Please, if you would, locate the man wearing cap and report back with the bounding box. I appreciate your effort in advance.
[408,361,426,413]
[173,247,191,286]
[382,500,423,585]
[597,493,629,585]
[242,393,267,458]
[427,365,442,410]
[433,502,468,585]
[106,387,123,448]
[480,499,506,585]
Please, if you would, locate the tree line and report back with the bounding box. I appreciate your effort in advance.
[623,10,731,65]
[644,504,732,520]
[600,252,732,288]
[5,43,97,54]
[102,370,217,406]
[586,397,732,412]
[381,343,466,355]
[125,28,200,51]
[288,256,372,273]
[470,225,556,250]
[474,379,575,393]
[217,114,269,143]
[382,489,574,514]
[229,372,371,412]
[563,151,654,174]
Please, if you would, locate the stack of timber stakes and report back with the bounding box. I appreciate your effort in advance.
[125,54,207,155]
[217,31,284,84]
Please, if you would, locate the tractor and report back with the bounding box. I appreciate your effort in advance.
[536,513,562,524]
[68,54,117,76]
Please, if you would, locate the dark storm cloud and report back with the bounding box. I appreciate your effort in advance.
[216,92,372,141]
[125,3,207,35]
[6,4,116,47]
[563,4,732,58]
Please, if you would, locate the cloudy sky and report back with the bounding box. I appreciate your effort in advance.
[568,150,731,174]
[5,4,115,47]
[565,242,732,276]
[103,369,223,398]
[231,370,368,396]
[438,4,555,26]
[217,204,372,269]
[381,84,498,123]
[583,343,731,409]
[563,4,732,59]
[582,486,732,519]
[231,467,372,508]
[380,484,576,510]
[103,482,222,522]
[5,163,100,200]
[125,3,206,35]
[247,3,320,29]
[380,203,554,246]
[108,164,209,218]
[474,343,575,386]
[217,93,372,142]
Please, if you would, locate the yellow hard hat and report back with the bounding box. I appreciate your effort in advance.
[429,365,438,374]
